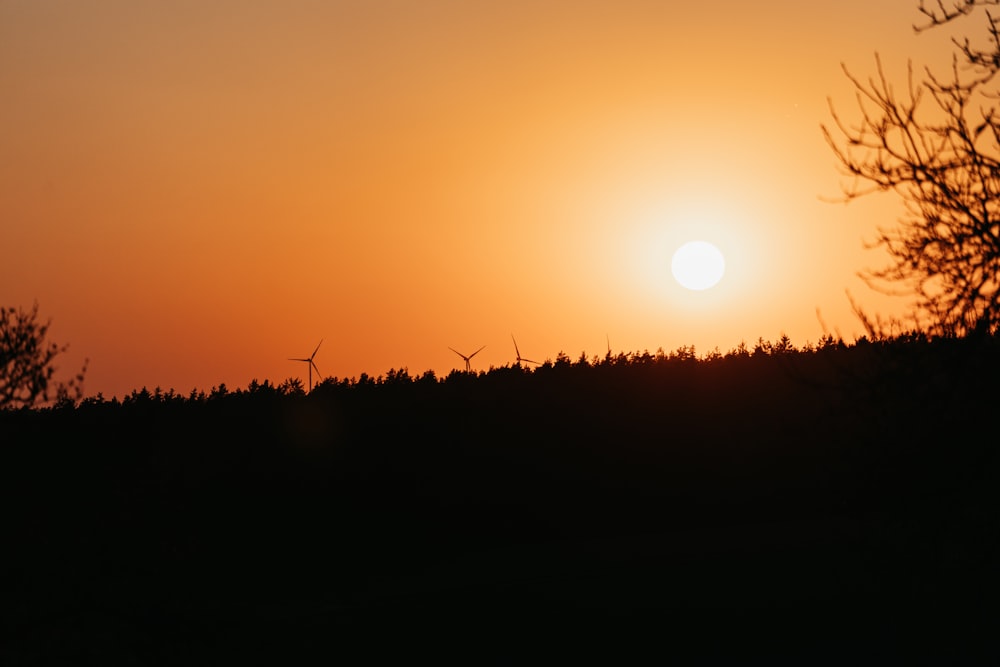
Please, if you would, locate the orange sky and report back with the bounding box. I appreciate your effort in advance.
[1,1,965,399]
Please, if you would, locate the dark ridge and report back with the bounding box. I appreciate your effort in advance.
[2,335,998,663]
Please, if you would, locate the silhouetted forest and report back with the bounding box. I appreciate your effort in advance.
[3,335,998,663]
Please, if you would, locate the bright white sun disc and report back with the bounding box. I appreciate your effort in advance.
[671,241,725,291]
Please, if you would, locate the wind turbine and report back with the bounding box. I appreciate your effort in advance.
[449,345,485,373]
[511,335,539,366]
[289,339,323,391]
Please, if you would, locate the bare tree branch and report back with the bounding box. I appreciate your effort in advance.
[0,303,87,409]
[825,3,1000,337]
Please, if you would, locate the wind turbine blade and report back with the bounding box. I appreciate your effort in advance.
[470,345,485,358]
[511,335,521,358]
[311,360,322,378]
[449,347,468,360]
[522,358,539,365]
[311,339,323,359]
[289,357,309,362]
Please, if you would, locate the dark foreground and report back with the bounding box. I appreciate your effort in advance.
[3,339,999,664]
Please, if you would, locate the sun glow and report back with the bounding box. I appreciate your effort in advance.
[671,241,726,291]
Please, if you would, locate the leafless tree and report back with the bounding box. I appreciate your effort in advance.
[823,0,1000,337]
[0,303,87,409]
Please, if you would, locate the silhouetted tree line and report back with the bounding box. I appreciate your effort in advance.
[22,332,869,413]
[2,333,998,662]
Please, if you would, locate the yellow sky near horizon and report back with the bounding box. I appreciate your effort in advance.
[1,1,969,398]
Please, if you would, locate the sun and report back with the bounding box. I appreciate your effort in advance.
[671,241,725,291]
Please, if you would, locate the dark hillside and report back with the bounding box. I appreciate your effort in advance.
[2,337,998,663]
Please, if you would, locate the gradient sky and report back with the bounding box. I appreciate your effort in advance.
[2,1,965,398]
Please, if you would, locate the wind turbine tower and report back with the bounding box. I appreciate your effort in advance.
[289,339,324,391]
[511,335,539,366]
[449,345,485,373]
